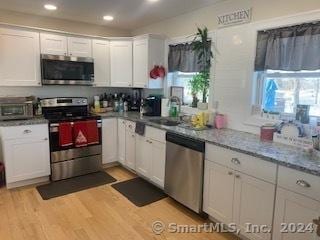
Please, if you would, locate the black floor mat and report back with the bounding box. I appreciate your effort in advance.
[112,177,167,207]
[37,171,116,200]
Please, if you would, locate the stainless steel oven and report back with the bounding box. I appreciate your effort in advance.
[0,97,34,121]
[41,97,102,181]
[41,54,94,86]
[49,119,102,181]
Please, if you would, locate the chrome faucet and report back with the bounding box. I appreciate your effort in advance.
[168,96,182,117]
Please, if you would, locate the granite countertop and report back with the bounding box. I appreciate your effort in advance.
[99,111,320,177]
[0,117,48,127]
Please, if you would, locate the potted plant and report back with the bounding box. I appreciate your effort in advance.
[192,27,213,109]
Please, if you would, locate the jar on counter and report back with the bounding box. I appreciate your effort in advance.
[260,124,276,141]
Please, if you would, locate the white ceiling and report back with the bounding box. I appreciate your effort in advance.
[0,0,224,30]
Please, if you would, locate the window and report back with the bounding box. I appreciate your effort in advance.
[258,70,320,117]
[167,72,198,105]
[254,21,320,118]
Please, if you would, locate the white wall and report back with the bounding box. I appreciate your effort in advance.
[132,0,320,37]
[133,0,320,134]
[0,86,131,104]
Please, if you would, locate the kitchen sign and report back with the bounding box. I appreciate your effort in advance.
[218,8,252,28]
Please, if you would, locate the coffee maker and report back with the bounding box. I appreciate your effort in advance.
[130,89,142,111]
[143,96,162,116]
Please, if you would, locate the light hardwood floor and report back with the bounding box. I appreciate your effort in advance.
[0,167,238,240]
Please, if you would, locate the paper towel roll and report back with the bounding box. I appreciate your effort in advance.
[161,98,169,117]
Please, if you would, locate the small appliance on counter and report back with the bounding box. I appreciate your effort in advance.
[130,89,142,111]
[0,96,35,121]
[143,95,162,116]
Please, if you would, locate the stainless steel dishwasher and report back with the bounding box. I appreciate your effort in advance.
[164,132,205,214]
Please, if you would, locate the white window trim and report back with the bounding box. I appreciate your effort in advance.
[244,9,320,127]
[165,31,216,113]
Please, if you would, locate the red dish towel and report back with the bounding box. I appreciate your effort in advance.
[73,121,88,147]
[59,122,73,147]
[86,120,99,145]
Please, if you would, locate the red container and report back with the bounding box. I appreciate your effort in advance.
[260,125,276,141]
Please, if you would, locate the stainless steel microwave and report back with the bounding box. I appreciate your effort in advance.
[41,54,94,86]
[0,97,34,121]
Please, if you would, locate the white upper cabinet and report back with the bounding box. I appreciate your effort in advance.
[0,27,41,86]
[92,39,110,87]
[110,40,133,87]
[40,33,68,56]
[67,36,92,57]
[40,33,92,57]
[133,35,165,89]
[133,38,148,88]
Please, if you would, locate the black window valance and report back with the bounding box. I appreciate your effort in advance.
[255,21,320,71]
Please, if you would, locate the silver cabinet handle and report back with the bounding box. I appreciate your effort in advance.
[23,129,32,134]
[296,179,311,188]
[228,171,233,175]
[131,134,135,138]
[43,138,48,141]
[235,174,241,179]
[231,158,241,165]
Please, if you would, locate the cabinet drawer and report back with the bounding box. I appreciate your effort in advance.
[206,143,277,183]
[278,166,320,202]
[0,124,49,140]
[125,120,136,132]
[145,126,166,143]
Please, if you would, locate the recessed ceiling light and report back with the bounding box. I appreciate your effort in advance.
[44,4,57,10]
[147,0,159,2]
[103,15,114,21]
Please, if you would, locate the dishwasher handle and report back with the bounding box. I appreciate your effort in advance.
[166,132,205,152]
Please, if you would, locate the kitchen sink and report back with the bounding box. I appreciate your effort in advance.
[149,118,181,126]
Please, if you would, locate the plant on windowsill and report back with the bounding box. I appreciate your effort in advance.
[191,27,213,110]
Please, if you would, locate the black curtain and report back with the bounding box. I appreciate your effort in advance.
[255,21,320,71]
[168,43,201,73]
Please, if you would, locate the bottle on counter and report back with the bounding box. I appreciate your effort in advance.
[113,93,119,112]
[119,95,124,113]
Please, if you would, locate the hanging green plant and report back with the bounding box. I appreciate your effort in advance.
[191,27,214,103]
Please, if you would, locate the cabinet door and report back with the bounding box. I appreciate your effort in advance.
[273,187,320,240]
[234,173,275,240]
[3,138,50,183]
[117,119,126,164]
[0,28,41,86]
[110,41,133,87]
[125,130,136,170]
[67,37,92,57]
[135,135,152,178]
[133,38,148,88]
[102,118,117,164]
[150,140,166,188]
[203,161,235,224]
[40,33,68,55]
[92,39,110,87]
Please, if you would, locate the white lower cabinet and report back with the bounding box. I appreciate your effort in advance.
[273,187,320,240]
[135,134,152,177]
[204,144,276,240]
[125,128,136,170]
[203,161,235,224]
[117,119,126,164]
[102,118,117,164]
[234,172,275,240]
[135,126,166,189]
[0,124,50,188]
